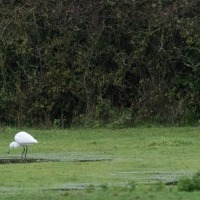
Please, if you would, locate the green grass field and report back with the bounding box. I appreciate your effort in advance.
[1,126,200,199]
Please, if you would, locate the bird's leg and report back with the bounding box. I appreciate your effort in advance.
[24,145,28,158]
[7,148,10,155]
[21,146,25,158]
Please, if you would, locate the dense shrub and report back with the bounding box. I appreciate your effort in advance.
[0,0,200,127]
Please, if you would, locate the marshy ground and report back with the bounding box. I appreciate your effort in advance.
[0,127,200,199]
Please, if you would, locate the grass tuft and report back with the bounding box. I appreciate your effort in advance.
[178,172,200,192]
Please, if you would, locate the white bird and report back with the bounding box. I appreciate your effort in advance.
[8,131,38,158]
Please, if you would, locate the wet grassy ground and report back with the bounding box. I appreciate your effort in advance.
[0,126,200,199]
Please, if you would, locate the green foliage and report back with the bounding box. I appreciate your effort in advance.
[100,184,109,191]
[127,181,136,191]
[0,0,200,127]
[178,172,200,192]
[153,182,165,191]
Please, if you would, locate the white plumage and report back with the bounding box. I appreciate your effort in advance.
[8,131,38,157]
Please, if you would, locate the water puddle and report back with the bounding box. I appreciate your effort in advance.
[113,170,193,185]
[51,183,97,191]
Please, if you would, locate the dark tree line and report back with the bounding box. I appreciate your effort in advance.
[0,0,200,128]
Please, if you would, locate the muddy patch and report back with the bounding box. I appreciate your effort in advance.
[72,158,112,163]
[0,158,60,164]
[0,158,112,164]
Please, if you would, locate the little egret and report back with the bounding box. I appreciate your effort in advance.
[8,131,38,158]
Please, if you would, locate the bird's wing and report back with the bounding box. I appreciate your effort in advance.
[15,131,38,144]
